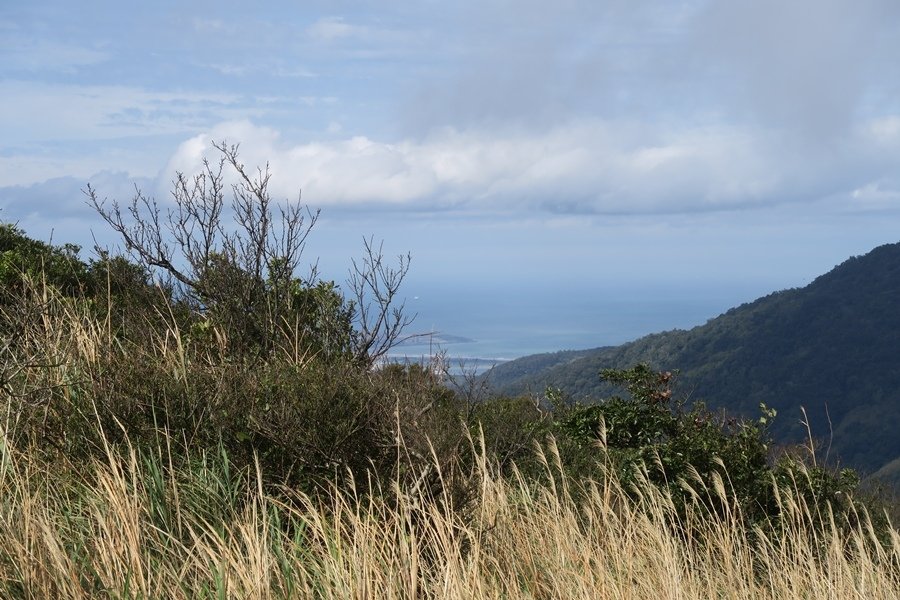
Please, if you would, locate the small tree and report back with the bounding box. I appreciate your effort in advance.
[86,142,412,364]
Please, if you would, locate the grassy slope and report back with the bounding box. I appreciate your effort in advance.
[1,431,898,599]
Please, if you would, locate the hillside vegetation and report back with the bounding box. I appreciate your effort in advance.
[488,243,900,480]
[0,148,897,597]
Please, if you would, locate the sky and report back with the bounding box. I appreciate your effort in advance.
[3,1,900,354]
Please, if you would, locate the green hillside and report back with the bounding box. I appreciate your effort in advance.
[488,242,900,479]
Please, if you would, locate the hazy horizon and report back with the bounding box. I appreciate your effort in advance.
[384,276,800,367]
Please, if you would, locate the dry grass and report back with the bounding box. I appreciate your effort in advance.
[0,427,896,599]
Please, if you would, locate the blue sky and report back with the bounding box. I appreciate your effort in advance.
[3,1,900,350]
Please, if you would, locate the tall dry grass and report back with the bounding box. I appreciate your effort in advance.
[0,426,896,599]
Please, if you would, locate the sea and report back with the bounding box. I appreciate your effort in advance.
[387,280,766,375]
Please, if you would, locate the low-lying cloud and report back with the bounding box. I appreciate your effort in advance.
[161,118,900,216]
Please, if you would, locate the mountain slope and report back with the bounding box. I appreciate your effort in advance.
[488,243,900,477]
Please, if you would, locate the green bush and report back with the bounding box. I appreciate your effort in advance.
[0,223,90,299]
[0,224,389,492]
[551,364,880,534]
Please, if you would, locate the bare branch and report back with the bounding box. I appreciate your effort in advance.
[348,237,416,366]
[86,142,323,358]
[86,183,196,293]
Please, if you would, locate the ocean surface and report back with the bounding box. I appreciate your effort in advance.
[387,280,767,373]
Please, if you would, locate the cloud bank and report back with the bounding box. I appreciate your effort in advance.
[162,116,900,217]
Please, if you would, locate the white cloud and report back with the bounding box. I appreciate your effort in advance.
[201,61,317,79]
[191,18,230,34]
[306,16,360,42]
[162,118,889,215]
[867,116,900,145]
[848,181,900,213]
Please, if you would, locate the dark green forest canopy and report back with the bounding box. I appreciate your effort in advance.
[488,242,900,482]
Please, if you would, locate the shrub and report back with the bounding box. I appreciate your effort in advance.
[0,223,91,300]
[551,364,883,535]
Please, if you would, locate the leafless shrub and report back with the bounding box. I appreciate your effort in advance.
[348,237,415,367]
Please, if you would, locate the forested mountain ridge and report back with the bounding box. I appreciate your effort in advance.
[488,242,900,479]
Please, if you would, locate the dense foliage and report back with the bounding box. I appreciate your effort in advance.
[548,365,876,538]
[489,243,900,483]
